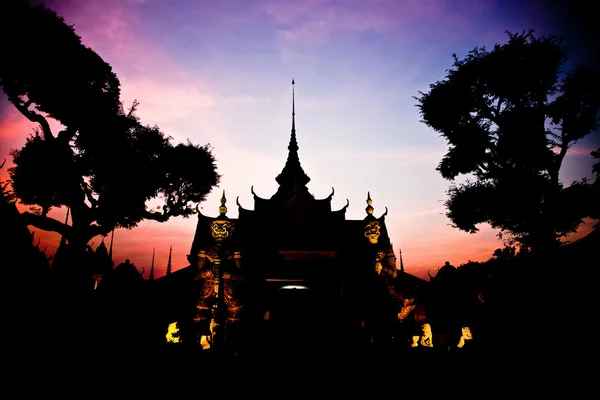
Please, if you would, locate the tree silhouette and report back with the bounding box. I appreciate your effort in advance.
[589,148,600,220]
[415,30,600,253]
[0,1,221,278]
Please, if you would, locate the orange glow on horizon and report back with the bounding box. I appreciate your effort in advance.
[10,199,599,281]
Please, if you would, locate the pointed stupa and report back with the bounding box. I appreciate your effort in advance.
[275,79,310,189]
[166,245,172,275]
[59,207,70,247]
[108,228,115,267]
[399,248,405,272]
[51,207,70,269]
[149,248,155,281]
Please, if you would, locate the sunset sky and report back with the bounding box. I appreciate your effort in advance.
[0,0,598,280]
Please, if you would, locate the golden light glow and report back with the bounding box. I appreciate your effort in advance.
[280,285,310,290]
[200,335,211,350]
[92,274,102,290]
[374,261,383,274]
[165,322,180,343]
[233,251,242,268]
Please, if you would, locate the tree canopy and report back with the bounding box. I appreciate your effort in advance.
[415,30,600,252]
[0,1,220,257]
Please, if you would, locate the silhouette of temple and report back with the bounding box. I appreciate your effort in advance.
[141,81,428,354]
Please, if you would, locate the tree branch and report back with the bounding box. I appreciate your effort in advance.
[550,131,570,188]
[143,203,193,223]
[20,212,72,237]
[57,126,78,143]
[88,224,112,239]
[10,98,54,141]
[142,210,171,223]
[81,178,98,209]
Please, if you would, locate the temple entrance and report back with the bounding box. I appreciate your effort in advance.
[267,285,329,353]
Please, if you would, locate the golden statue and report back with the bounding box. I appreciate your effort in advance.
[419,323,433,347]
[165,322,180,343]
[200,318,219,350]
[397,298,417,321]
[194,249,245,322]
[456,326,473,349]
[412,323,433,347]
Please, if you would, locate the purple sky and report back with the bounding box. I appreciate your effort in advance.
[1,0,598,279]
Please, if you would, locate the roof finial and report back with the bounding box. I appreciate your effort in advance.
[365,192,374,215]
[218,190,227,216]
[292,78,295,134]
[167,245,172,275]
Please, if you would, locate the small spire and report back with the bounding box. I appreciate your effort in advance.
[108,228,115,267]
[399,248,404,272]
[149,248,155,281]
[167,245,172,275]
[218,190,227,216]
[292,78,295,136]
[365,192,374,215]
[58,207,70,247]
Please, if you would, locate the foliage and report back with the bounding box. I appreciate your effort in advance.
[415,30,600,252]
[0,1,220,254]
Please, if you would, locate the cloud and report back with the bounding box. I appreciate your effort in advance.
[120,78,217,123]
[263,0,496,48]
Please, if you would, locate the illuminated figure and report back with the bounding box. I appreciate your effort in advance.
[165,322,180,343]
[419,323,433,347]
[397,298,417,322]
[200,319,219,350]
[412,323,433,347]
[193,191,246,339]
[194,249,245,322]
[456,326,473,348]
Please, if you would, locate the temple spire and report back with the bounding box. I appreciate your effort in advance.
[275,79,310,188]
[58,207,70,248]
[292,78,296,138]
[399,248,405,272]
[167,245,172,275]
[108,228,115,267]
[149,248,155,281]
